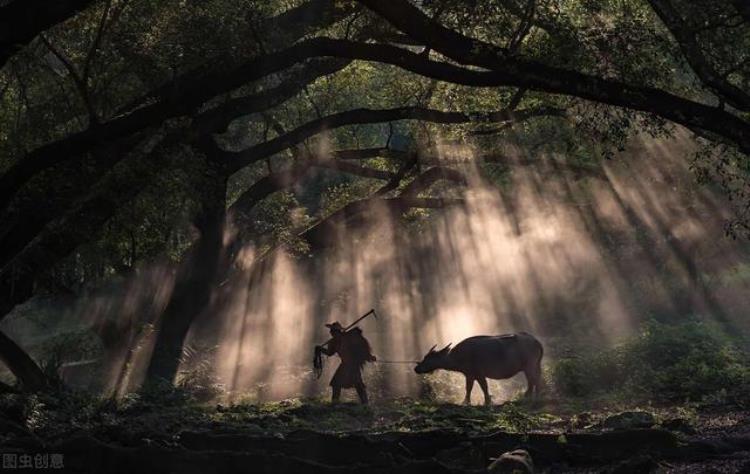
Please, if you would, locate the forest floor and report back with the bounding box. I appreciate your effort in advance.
[1,392,749,473]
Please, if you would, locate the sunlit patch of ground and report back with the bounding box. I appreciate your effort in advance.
[209,398,560,434]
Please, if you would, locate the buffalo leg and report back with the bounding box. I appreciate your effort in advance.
[331,385,341,403]
[477,377,491,406]
[524,375,534,398]
[524,364,541,399]
[463,377,475,405]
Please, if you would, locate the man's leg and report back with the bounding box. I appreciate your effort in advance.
[355,383,369,404]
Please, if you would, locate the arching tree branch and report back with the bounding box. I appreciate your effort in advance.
[193,59,351,135]
[355,0,750,153]
[300,174,466,252]
[216,105,566,171]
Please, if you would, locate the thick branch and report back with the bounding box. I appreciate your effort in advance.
[0,330,47,391]
[228,163,314,217]
[648,0,750,111]
[193,59,351,135]
[228,157,396,217]
[218,105,565,171]
[375,152,419,195]
[400,166,467,197]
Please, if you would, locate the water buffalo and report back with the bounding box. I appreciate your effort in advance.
[414,332,543,405]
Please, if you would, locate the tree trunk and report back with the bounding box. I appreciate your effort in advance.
[144,164,227,385]
[0,329,47,391]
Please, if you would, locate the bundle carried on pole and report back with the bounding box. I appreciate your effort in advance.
[313,347,324,379]
[313,308,377,379]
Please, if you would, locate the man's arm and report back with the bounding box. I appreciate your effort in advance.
[316,344,336,357]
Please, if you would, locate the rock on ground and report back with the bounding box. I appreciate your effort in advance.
[604,411,656,430]
[488,449,534,473]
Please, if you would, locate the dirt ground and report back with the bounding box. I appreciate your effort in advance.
[1,392,749,473]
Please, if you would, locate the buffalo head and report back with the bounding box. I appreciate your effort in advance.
[414,343,452,374]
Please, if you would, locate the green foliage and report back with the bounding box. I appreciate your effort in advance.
[131,378,194,408]
[552,349,624,399]
[623,320,750,401]
[552,319,750,403]
[243,191,314,255]
[38,329,101,365]
[176,344,224,403]
[319,181,378,217]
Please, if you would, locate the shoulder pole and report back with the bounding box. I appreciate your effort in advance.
[318,308,377,347]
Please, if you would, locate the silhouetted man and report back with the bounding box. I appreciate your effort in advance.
[316,322,376,404]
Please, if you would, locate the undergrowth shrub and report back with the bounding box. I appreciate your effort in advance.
[552,319,750,403]
[175,344,224,402]
[552,348,623,398]
[37,330,101,388]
